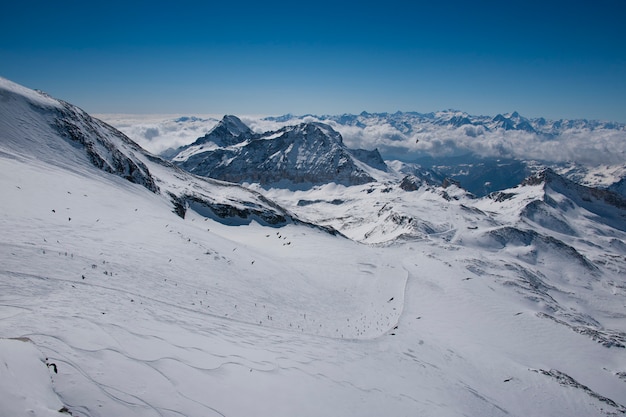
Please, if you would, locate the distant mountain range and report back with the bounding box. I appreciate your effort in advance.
[159,112,626,198]
[267,110,626,137]
[263,111,626,196]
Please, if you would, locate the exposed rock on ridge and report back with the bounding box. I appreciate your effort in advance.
[0,78,304,227]
[169,115,387,187]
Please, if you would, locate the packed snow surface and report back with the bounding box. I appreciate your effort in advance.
[2,77,626,416]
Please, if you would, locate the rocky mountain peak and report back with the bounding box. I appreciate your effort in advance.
[299,122,343,144]
[521,168,561,187]
[219,114,253,137]
[192,114,253,147]
[169,117,385,187]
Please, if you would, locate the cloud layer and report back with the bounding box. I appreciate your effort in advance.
[302,117,626,166]
[99,113,626,167]
[96,114,222,155]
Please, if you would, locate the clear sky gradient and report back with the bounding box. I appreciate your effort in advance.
[1,0,625,121]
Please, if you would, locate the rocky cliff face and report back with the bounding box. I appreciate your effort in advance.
[52,100,160,193]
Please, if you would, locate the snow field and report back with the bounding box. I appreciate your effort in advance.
[3,153,626,416]
[0,338,66,416]
[2,77,626,416]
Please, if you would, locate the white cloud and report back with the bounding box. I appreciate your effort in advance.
[239,116,292,134]
[98,113,626,166]
[332,123,626,166]
[96,114,222,155]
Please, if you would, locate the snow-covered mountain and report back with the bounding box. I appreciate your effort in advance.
[167,115,387,187]
[262,111,626,196]
[2,77,626,417]
[103,110,626,197]
[0,79,308,228]
[268,110,626,140]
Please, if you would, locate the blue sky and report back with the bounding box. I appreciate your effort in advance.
[1,1,625,121]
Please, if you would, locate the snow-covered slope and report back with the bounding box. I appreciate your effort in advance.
[256,167,626,376]
[0,338,68,416]
[168,115,387,187]
[2,78,626,417]
[0,78,303,227]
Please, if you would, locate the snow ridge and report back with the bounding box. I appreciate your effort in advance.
[0,77,299,227]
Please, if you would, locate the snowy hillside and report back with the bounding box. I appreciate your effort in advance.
[2,77,626,417]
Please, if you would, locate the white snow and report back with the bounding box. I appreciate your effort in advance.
[2,77,626,417]
[0,338,66,417]
[0,77,61,110]
[172,143,219,161]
